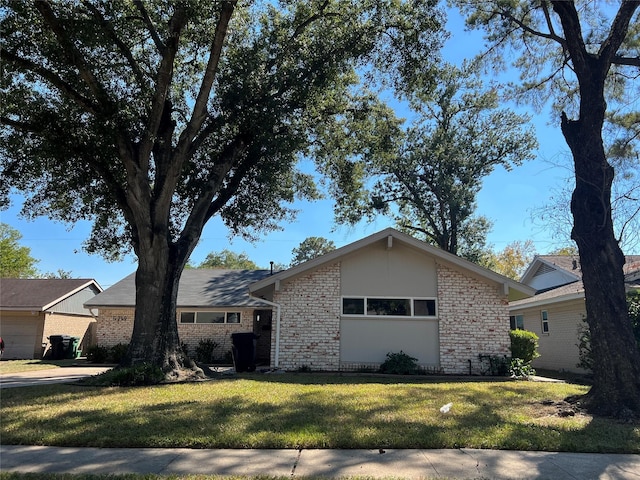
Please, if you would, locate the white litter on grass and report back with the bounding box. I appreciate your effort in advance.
[439,402,453,413]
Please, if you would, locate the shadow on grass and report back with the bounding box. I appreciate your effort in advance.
[0,375,637,455]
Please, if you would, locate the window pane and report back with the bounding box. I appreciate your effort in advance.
[227,312,241,324]
[367,298,410,316]
[180,312,195,324]
[414,299,436,316]
[197,312,225,324]
[516,315,524,329]
[343,298,364,315]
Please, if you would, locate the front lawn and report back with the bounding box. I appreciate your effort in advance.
[1,374,638,453]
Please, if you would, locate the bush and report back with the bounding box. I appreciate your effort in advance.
[509,358,536,379]
[101,363,165,386]
[509,330,540,363]
[194,339,219,364]
[109,343,129,363]
[379,351,422,375]
[86,345,109,363]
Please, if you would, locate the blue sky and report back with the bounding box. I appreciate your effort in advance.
[1,9,578,288]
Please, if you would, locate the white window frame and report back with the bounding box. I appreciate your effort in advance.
[341,296,437,318]
[178,310,242,324]
[541,310,549,334]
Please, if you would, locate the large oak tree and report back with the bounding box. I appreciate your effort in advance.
[1,0,443,380]
[455,0,640,417]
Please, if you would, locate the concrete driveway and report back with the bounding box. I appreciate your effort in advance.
[0,366,112,388]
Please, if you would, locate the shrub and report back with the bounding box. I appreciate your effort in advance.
[109,343,129,363]
[509,358,536,379]
[194,339,219,364]
[509,330,540,364]
[379,351,422,375]
[576,317,593,371]
[102,363,165,386]
[86,345,109,363]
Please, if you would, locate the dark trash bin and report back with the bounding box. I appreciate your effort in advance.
[48,335,80,360]
[231,332,258,373]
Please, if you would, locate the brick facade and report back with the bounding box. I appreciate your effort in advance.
[437,263,510,374]
[96,308,256,360]
[42,313,97,356]
[272,262,341,371]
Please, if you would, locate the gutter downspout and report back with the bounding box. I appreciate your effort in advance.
[248,294,282,369]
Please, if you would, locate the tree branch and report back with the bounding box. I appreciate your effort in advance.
[1,50,99,114]
[597,1,640,67]
[83,1,147,88]
[133,0,166,53]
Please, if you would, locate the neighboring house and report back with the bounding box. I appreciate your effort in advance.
[87,228,535,374]
[84,269,275,364]
[509,255,640,373]
[0,278,103,359]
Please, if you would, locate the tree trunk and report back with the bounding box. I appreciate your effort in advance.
[562,108,640,417]
[122,238,204,382]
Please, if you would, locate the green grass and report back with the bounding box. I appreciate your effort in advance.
[1,373,637,453]
[0,359,99,374]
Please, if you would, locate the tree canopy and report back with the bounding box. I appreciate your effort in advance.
[0,1,444,379]
[195,249,260,270]
[331,63,537,260]
[290,236,336,266]
[0,223,39,278]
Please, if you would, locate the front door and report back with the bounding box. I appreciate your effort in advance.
[253,310,272,365]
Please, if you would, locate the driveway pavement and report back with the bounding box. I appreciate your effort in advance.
[0,366,112,388]
[1,445,639,479]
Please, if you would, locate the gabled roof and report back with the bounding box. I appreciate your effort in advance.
[511,254,640,311]
[249,228,536,300]
[0,278,103,311]
[85,269,273,309]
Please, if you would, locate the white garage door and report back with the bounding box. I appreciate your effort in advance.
[340,317,439,368]
[0,319,40,359]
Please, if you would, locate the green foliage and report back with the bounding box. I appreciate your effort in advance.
[480,240,537,280]
[290,237,336,266]
[509,358,536,379]
[95,364,165,387]
[330,63,537,259]
[86,344,129,364]
[86,345,110,364]
[509,330,540,364]
[196,250,259,270]
[576,317,593,372]
[379,351,422,375]
[194,339,219,364]
[0,223,39,278]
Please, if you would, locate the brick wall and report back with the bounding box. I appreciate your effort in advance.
[96,308,255,360]
[42,313,97,357]
[272,262,341,371]
[437,263,511,374]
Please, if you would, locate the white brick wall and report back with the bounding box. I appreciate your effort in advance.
[96,308,255,360]
[272,262,341,371]
[437,263,511,374]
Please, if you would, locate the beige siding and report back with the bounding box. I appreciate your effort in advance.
[341,242,437,297]
[516,299,587,373]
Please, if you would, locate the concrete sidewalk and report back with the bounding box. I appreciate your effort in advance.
[1,445,639,479]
